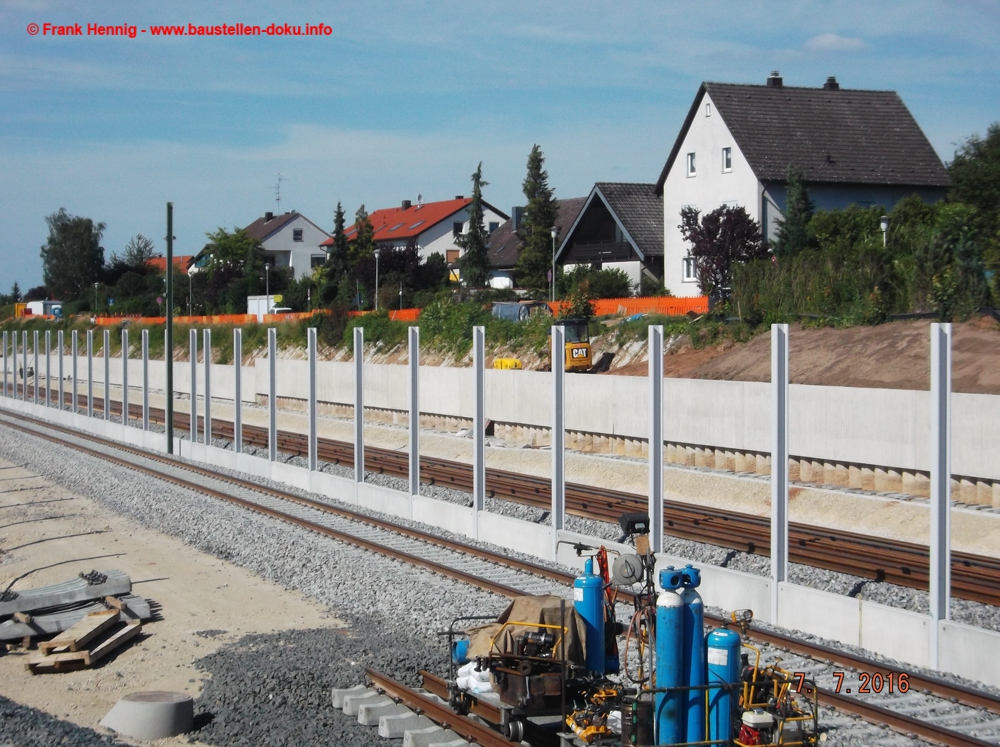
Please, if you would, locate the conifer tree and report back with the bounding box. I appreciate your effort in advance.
[515,145,558,291]
[456,162,491,288]
[773,166,815,256]
[322,202,349,305]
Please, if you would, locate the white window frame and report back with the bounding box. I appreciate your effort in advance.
[686,152,696,177]
[682,256,698,283]
[705,103,711,117]
[722,147,732,173]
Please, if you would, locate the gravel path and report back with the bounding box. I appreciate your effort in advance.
[0,418,987,746]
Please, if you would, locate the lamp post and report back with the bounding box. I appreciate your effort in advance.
[880,215,889,248]
[265,264,270,311]
[188,269,192,316]
[374,249,380,311]
[550,226,557,303]
[93,283,98,315]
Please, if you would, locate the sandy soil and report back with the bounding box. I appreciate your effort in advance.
[0,457,344,745]
[607,317,1000,393]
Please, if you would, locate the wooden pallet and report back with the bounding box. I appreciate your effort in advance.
[27,610,142,673]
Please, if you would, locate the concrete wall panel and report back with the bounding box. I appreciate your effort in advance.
[940,620,1000,689]
[478,512,553,559]
[860,601,930,669]
[777,583,861,647]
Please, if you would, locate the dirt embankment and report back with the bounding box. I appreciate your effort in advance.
[608,317,1000,394]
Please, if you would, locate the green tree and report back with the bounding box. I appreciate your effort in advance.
[773,166,814,256]
[949,122,1000,236]
[10,282,21,303]
[322,201,349,305]
[200,227,264,277]
[40,208,106,300]
[120,234,157,270]
[457,162,491,288]
[679,205,766,293]
[515,145,558,291]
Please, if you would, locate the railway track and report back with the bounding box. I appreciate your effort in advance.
[1,408,999,745]
[20,383,1000,609]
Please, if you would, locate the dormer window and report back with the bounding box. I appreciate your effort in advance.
[686,152,696,177]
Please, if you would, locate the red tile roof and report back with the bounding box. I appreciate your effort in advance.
[146,256,194,275]
[321,197,474,246]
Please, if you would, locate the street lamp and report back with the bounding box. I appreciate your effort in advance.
[93,283,98,314]
[374,250,380,311]
[188,270,192,316]
[265,264,270,311]
[550,226,557,303]
[880,215,889,248]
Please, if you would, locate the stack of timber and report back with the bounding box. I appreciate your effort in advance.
[0,570,151,670]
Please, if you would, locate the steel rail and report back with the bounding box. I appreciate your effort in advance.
[1,409,999,746]
[818,686,998,747]
[366,668,513,747]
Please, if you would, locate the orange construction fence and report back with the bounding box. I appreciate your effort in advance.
[547,296,709,317]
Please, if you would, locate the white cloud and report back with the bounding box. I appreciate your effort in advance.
[804,33,866,52]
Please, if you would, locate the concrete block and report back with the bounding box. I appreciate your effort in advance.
[404,726,468,747]
[272,461,311,492]
[777,583,860,647]
[358,482,410,519]
[379,712,434,739]
[344,690,388,716]
[357,700,410,726]
[331,685,368,709]
[479,512,552,562]
[413,495,474,538]
[860,600,929,669]
[940,620,1000,689]
[848,464,862,489]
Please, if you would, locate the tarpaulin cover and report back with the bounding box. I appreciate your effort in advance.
[466,594,586,666]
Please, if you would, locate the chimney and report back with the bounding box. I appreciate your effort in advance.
[265,211,274,221]
[823,76,840,90]
[402,199,411,210]
[512,206,524,231]
[766,70,783,87]
[455,195,464,200]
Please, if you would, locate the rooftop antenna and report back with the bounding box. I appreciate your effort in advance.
[274,172,286,208]
[417,193,423,207]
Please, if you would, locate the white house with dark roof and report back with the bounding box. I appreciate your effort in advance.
[655,72,951,296]
[244,210,331,280]
[556,183,663,289]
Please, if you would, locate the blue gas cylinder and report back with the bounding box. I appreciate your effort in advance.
[680,566,705,744]
[655,581,684,746]
[574,557,605,674]
[706,628,742,743]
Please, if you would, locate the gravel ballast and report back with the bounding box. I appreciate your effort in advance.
[0,418,988,746]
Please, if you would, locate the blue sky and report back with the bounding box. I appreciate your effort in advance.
[2,0,998,294]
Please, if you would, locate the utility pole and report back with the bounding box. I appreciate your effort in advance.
[165,202,174,454]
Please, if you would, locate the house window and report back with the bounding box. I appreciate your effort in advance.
[293,229,303,242]
[705,103,711,117]
[310,255,325,268]
[686,152,696,177]
[446,249,460,264]
[452,221,463,237]
[682,257,698,283]
[722,147,732,173]
[489,222,499,234]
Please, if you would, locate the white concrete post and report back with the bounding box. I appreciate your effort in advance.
[2,331,7,397]
[268,328,277,462]
[142,330,149,430]
[307,327,317,472]
[33,330,39,405]
[103,329,110,420]
[189,328,198,442]
[57,331,64,410]
[353,327,364,481]
[71,331,78,414]
[770,324,790,623]
[929,323,952,669]
[121,329,129,425]
[234,328,242,454]
[45,330,51,407]
[473,326,486,539]
[408,327,420,501]
[86,330,93,416]
[551,325,565,556]
[203,329,211,444]
[22,332,28,402]
[648,325,664,554]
